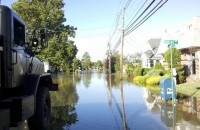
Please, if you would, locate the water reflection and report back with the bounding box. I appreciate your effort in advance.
[176,96,200,130]
[161,102,176,129]
[82,71,92,88]
[105,74,121,89]
[49,73,200,130]
[142,88,161,112]
[107,74,129,130]
[50,75,79,130]
[120,80,128,130]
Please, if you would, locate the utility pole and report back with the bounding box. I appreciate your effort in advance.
[108,39,111,74]
[120,8,125,80]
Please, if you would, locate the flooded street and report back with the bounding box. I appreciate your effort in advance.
[50,72,200,130]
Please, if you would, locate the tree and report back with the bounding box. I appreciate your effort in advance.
[82,52,91,70]
[12,0,78,71]
[96,60,103,69]
[72,58,82,71]
[163,48,185,84]
[111,52,120,73]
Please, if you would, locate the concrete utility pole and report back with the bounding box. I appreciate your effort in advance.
[120,8,125,80]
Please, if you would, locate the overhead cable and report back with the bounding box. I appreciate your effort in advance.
[125,0,148,31]
[125,0,156,34]
[125,0,168,35]
[109,0,132,52]
[112,39,121,53]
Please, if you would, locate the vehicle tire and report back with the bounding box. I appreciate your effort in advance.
[28,87,51,130]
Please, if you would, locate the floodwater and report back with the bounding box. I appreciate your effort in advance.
[50,72,200,130]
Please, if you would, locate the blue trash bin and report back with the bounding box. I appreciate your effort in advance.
[160,78,176,100]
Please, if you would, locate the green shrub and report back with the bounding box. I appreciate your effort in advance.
[176,65,186,84]
[154,63,164,69]
[146,76,162,86]
[163,48,186,84]
[163,73,170,78]
[141,68,152,76]
[133,68,153,77]
[133,76,150,85]
[145,69,164,76]
[133,68,143,77]
[126,67,134,77]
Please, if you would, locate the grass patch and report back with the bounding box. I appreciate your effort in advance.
[176,82,200,98]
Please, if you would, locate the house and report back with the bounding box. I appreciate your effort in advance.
[157,16,200,79]
[141,39,162,68]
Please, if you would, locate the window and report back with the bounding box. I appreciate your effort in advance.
[14,18,25,46]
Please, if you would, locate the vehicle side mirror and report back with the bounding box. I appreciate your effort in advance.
[40,28,48,48]
[32,38,39,47]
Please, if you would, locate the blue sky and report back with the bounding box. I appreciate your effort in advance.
[2,0,200,61]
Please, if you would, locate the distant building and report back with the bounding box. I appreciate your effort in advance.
[141,39,162,68]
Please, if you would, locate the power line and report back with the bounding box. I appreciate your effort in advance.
[125,0,148,31]
[109,0,132,52]
[125,0,156,35]
[125,0,168,36]
[112,39,121,53]
[124,0,132,10]
[108,0,168,66]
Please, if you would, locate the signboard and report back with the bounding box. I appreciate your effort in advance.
[164,40,178,44]
[164,40,178,45]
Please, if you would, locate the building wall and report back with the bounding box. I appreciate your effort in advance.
[196,51,200,77]
[180,49,200,77]
[141,54,148,68]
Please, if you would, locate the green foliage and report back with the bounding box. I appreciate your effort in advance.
[141,68,152,76]
[96,60,103,69]
[154,63,166,73]
[164,48,181,68]
[145,69,164,76]
[133,76,150,85]
[146,76,162,86]
[72,58,82,70]
[110,52,120,73]
[39,38,78,70]
[176,64,186,84]
[114,53,120,72]
[133,68,152,77]
[126,67,134,77]
[12,0,77,71]
[133,68,143,77]
[82,52,92,70]
[82,52,91,61]
[163,48,185,84]
[163,73,170,78]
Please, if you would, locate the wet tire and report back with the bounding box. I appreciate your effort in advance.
[28,87,51,130]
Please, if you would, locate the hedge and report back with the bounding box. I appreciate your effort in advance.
[133,76,150,85]
[146,76,162,86]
